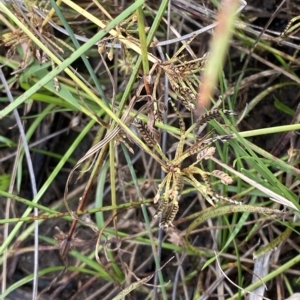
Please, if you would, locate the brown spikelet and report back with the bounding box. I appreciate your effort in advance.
[212,170,233,185]
[173,87,196,111]
[223,110,237,117]
[171,52,209,76]
[195,110,222,126]
[153,109,162,123]
[153,197,169,219]
[179,59,207,75]
[200,172,213,195]
[212,193,240,205]
[153,101,166,123]
[169,100,187,160]
[195,109,236,127]
[134,119,157,147]
[279,18,295,41]
[53,77,60,91]
[176,131,213,163]
[154,181,165,204]
[197,146,216,161]
[153,193,160,204]
[160,201,179,227]
[173,172,183,195]
[188,141,212,157]
[169,100,186,134]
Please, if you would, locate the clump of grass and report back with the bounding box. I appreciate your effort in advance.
[1,0,300,299]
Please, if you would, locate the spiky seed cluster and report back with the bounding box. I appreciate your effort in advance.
[160,201,179,227]
[211,193,241,205]
[134,119,157,147]
[195,109,236,127]
[153,101,166,123]
[148,99,236,228]
[212,170,233,185]
[197,147,216,161]
[201,172,214,195]
[173,86,196,111]
[137,49,237,227]
[157,52,210,111]
[153,197,169,218]
[0,7,74,91]
[169,52,209,77]
[171,58,207,76]
[279,16,300,41]
[173,173,183,195]
[188,139,214,157]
